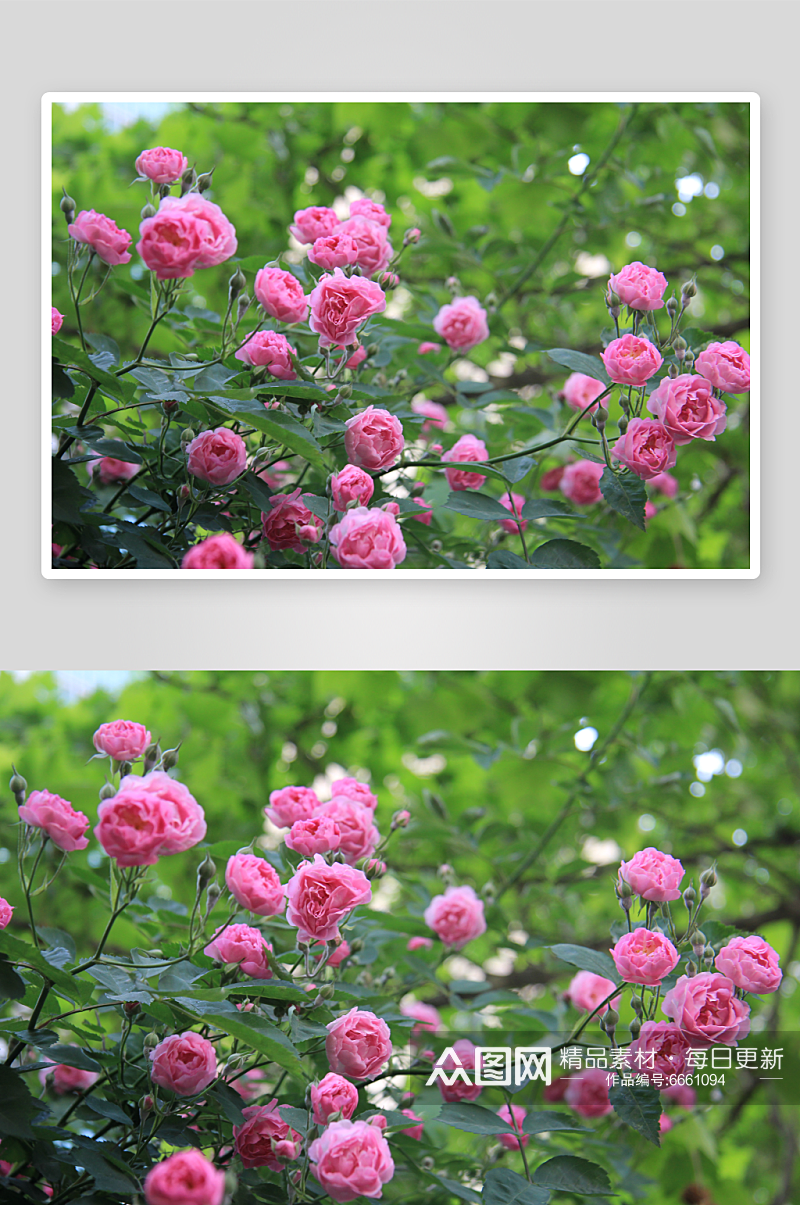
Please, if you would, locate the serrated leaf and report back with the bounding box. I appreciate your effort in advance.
[599,468,646,530]
[529,540,601,569]
[483,1169,550,1205]
[301,494,331,522]
[549,944,621,983]
[439,1103,514,1135]
[532,1156,613,1195]
[82,1096,131,1126]
[52,336,136,403]
[124,484,172,513]
[444,491,510,522]
[198,1011,301,1072]
[500,457,536,484]
[522,1110,592,1135]
[0,1066,44,1139]
[546,348,612,387]
[520,499,577,521]
[39,1044,102,1073]
[208,1083,248,1125]
[609,1082,661,1146]
[487,550,528,569]
[52,460,94,526]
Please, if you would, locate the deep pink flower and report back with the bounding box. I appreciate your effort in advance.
[498,492,527,533]
[309,232,360,271]
[565,1068,613,1117]
[412,498,433,524]
[311,1073,359,1125]
[647,374,727,444]
[51,307,64,335]
[265,785,320,828]
[436,1039,481,1102]
[610,418,676,481]
[441,435,488,491]
[315,797,380,865]
[714,936,782,994]
[661,972,750,1046]
[497,1104,528,1149]
[254,267,308,324]
[344,406,404,472]
[694,341,750,393]
[628,1021,692,1081]
[89,457,140,486]
[235,330,297,380]
[309,268,386,349]
[285,816,342,856]
[400,1109,424,1140]
[329,507,407,569]
[262,489,324,553]
[204,923,274,979]
[411,398,448,435]
[93,720,151,762]
[610,928,679,986]
[649,471,678,498]
[182,533,254,569]
[349,198,392,228]
[400,1001,442,1040]
[225,854,285,916]
[68,210,132,265]
[234,1101,303,1170]
[186,428,247,486]
[433,297,489,352]
[309,1118,395,1202]
[144,1150,225,1205]
[331,464,375,512]
[290,207,340,245]
[335,216,393,278]
[565,971,619,1015]
[407,936,433,951]
[619,848,684,902]
[326,1009,393,1080]
[330,778,378,811]
[418,342,441,355]
[137,206,206,279]
[286,854,372,943]
[560,460,604,505]
[158,195,237,268]
[0,898,13,929]
[561,373,606,413]
[424,885,486,948]
[18,790,90,852]
[149,1032,217,1096]
[608,262,668,311]
[40,1063,99,1095]
[135,146,189,184]
[601,335,663,385]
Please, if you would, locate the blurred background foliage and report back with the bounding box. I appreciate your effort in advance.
[0,670,795,1203]
[51,100,751,569]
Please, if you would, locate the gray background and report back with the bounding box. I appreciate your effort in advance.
[6,1,794,670]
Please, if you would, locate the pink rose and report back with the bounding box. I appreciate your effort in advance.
[235,330,297,380]
[234,1101,303,1170]
[262,489,324,553]
[68,210,132,266]
[610,927,679,985]
[309,232,360,271]
[316,798,380,865]
[662,1083,696,1108]
[254,267,308,324]
[560,461,604,505]
[89,457,140,486]
[649,471,678,498]
[694,341,750,393]
[311,1072,359,1125]
[400,1001,441,1041]
[714,936,782,994]
[0,897,13,929]
[51,307,64,335]
[186,428,247,486]
[130,770,206,855]
[405,227,421,243]
[601,335,663,385]
[407,936,433,951]
[608,261,668,311]
[442,435,488,491]
[158,195,237,268]
[344,406,404,472]
[309,1118,394,1202]
[266,785,321,828]
[204,923,274,979]
[326,1008,393,1080]
[182,533,254,569]
[18,790,90,852]
[329,778,378,811]
[285,816,342,856]
[95,786,169,867]
[334,216,393,278]
[498,492,528,533]
[645,499,657,522]
[411,398,448,435]
[137,206,206,279]
[286,855,372,942]
[329,508,407,570]
[541,465,566,491]
[647,374,727,444]
[619,847,684,902]
[543,1074,571,1103]
[308,268,386,349]
[423,885,486,949]
[135,147,189,185]
[565,1068,613,1118]
[225,854,285,916]
[628,1021,691,1081]
[344,344,368,369]
[400,1109,424,1140]
[290,206,340,245]
[561,373,606,413]
[93,720,151,762]
[565,971,619,1016]
[610,418,677,480]
[228,1068,267,1101]
[412,498,433,524]
[437,1039,481,1102]
[659,1113,673,1134]
[418,342,441,355]
[314,939,352,968]
[349,198,391,228]
[661,972,750,1046]
[149,1032,217,1096]
[331,464,375,512]
[39,1063,99,1095]
[144,1150,225,1205]
[497,1104,528,1150]
[433,296,490,352]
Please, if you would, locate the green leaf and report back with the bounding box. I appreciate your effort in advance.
[444,491,510,522]
[520,499,577,521]
[0,956,26,1001]
[207,399,325,467]
[301,494,331,523]
[500,457,536,484]
[208,1083,247,1125]
[0,1066,45,1139]
[532,1156,613,1196]
[521,1110,592,1135]
[529,540,601,569]
[52,460,94,526]
[0,931,86,1002]
[609,1082,662,1146]
[39,1044,102,1073]
[125,484,172,513]
[546,349,612,388]
[51,336,136,403]
[198,1011,301,1072]
[83,438,142,464]
[599,468,646,531]
[483,1169,550,1205]
[549,944,621,982]
[241,471,277,514]
[487,550,529,569]
[438,1103,514,1135]
[82,1096,131,1126]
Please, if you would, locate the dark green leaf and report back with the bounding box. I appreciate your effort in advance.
[241,471,277,514]
[487,550,529,568]
[39,1045,102,1073]
[444,491,510,522]
[82,1097,131,1126]
[483,1168,550,1205]
[208,1083,247,1125]
[609,1082,662,1146]
[125,484,172,513]
[0,1066,45,1139]
[500,457,536,483]
[549,944,621,982]
[439,1103,513,1135]
[199,1011,301,1071]
[529,540,602,569]
[52,336,136,403]
[301,494,331,523]
[0,957,26,1001]
[520,499,577,521]
[546,349,612,388]
[599,468,646,531]
[532,1156,613,1196]
[522,1110,592,1135]
[83,439,142,464]
[52,460,94,525]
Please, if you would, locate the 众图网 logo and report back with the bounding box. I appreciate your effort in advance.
[425,1046,552,1088]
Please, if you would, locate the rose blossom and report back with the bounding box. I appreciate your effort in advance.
[608,261,668,311]
[135,146,189,185]
[262,489,324,553]
[285,816,342,856]
[659,1113,673,1134]
[498,492,527,534]
[647,374,727,444]
[400,1001,442,1040]
[18,790,90,852]
[93,720,151,762]
[628,1021,692,1081]
[601,334,663,385]
[144,1150,225,1205]
[186,428,247,486]
[334,216,393,278]
[349,198,392,228]
[344,406,404,472]
[418,342,441,355]
[436,1039,481,1102]
[497,1104,528,1150]
[441,434,488,491]
[611,418,677,481]
[89,457,140,486]
[561,372,606,413]
[131,771,206,855]
[314,939,352,967]
[330,778,378,811]
[331,464,375,513]
[182,533,254,569]
[309,1118,394,1202]
[714,935,783,994]
[541,465,566,491]
[662,1082,696,1108]
[204,923,274,979]
[51,307,63,335]
[424,885,486,949]
[266,785,320,828]
[158,195,237,268]
[95,786,168,867]
[649,471,678,498]
[290,206,340,245]
[694,341,750,393]
[326,1008,393,1080]
[433,296,490,352]
[235,330,297,380]
[308,232,360,271]
[343,344,368,369]
[137,206,206,279]
[225,854,285,916]
[0,898,13,929]
[316,798,379,865]
[610,927,679,985]
[411,398,448,435]
[407,936,433,951]
[543,1074,571,1103]
[253,266,308,324]
[311,1073,359,1125]
[565,1068,613,1118]
[40,1063,99,1095]
[149,1032,217,1096]
[286,854,372,942]
[234,1101,303,1170]
[329,508,407,570]
[661,972,750,1046]
[565,971,619,1016]
[413,498,433,524]
[560,461,604,506]
[401,1109,424,1140]
[619,848,684,902]
[308,268,386,348]
[68,210,132,265]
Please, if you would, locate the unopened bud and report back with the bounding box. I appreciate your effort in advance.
[404,227,421,245]
[685,960,698,977]
[236,294,251,323]
[337,384,353,399]
[162,745,181,771]
[421,1157,435,1172]
[366,343,379,357]
[60,191,76,224]
[684,349,695,370]
[668,363,680,378]
[319,984,335,1000]
[446,275,460,292]
[229,268,246,301]
[143,1032,160,1052]
[99,782,116,801]
[592,404,608,431]
[161,398,180,417]
[197,170,215,194]
[605,288,621,318]
[673,336,687,362]
[601,1007,619,1032]
[123,1000,140,1017]
[666,296,679,319]
[143,741,161,772]
[159,183,172,200]
[391,809,411,830]
[180,167,197,196]
[700,867,717,899]
[141,202,157,221]
[430,540,443,554]
[197,854,217,892]
[681,280,697,300]
[380,272,399,289]
[9,768,27,801]
[683,886,697,910]
[630,995,643,1016]
[363,859,387,880]
[703,946,715,966]
[180,429,195,450]
[618,416,629,435]
[139,1094,154,1114]
[349,939,364,954]
[629,1016,641,1040]
[205,882,222,915]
